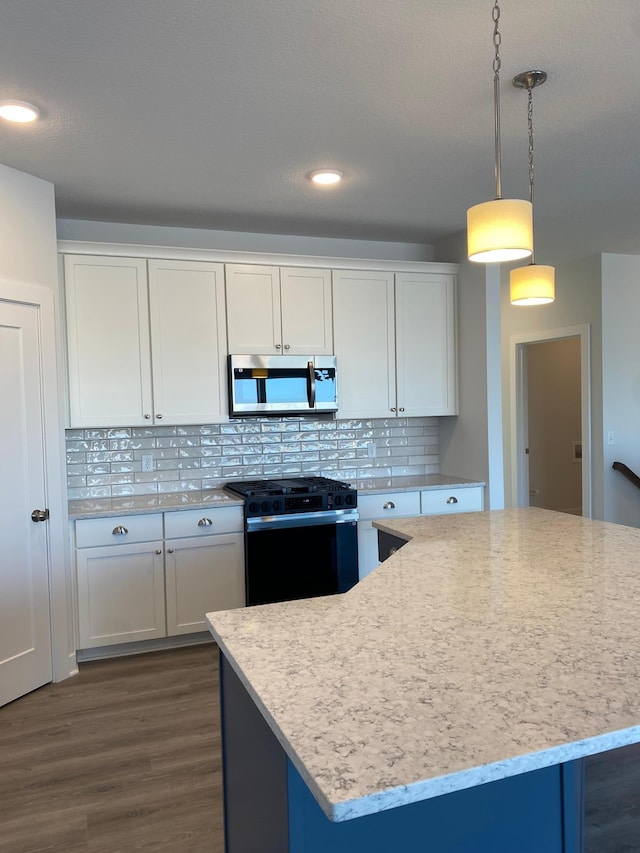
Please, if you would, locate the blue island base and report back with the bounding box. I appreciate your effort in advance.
[219,652,584,853]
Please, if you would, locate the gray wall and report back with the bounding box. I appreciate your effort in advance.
[56,219,435,263]
[601,253,640,526]
[500,255,603,515]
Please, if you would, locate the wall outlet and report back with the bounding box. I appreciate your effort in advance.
[367,441,377,459]
[141,453,154,472]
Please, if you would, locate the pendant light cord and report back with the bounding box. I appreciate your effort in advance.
[492,0,503,200]
[527,82,536,262]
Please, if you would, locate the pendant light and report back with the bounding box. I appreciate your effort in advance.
[467,1,533,263]
[509,70,555,306]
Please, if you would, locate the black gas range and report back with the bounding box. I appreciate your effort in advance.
[224,476,359,606]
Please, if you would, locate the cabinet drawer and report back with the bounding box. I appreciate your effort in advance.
[164,506,244,539]
[420,486,484,515]
[76,513,163,548]
[357,491,420,521]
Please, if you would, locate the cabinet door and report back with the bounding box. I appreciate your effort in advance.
[64,255,152,427]
[280,267,333,354]
[165,533,245,635]
[148,260,228,424]
[225,264,282,353]
[332,270,396,419]
[357,521,380,580]
[76,541,165,648]
[395,273,458,416]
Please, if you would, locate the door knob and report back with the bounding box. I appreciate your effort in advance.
[112,525,128,535]
[31,509,49,522]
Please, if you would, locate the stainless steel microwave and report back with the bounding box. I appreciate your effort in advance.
[228,355,338,417]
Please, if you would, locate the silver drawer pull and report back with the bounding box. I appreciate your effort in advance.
[446,496,458,505]
[112,525,128,536]
[155,549,162,555]
[198,517,213,527]
[383,501,395,510]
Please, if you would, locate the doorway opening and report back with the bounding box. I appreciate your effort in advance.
[510,325,592,517]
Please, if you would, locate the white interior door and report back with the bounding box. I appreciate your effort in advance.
[0,300,52,706]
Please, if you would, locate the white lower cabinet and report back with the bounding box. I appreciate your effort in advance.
[357,491,421,580]
[74,507,245,650]
[164,507,245,636]
[357,486,485,580]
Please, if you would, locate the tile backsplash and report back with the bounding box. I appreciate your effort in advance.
[66,417,439,499]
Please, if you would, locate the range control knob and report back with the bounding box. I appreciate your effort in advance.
[248,501,260,515]
[345,494,356,507]
[334,494,343,507]
[272,499,282,512]
[261,500,270,513]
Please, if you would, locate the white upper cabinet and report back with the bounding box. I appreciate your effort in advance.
[225,264,333,354]
[332,270,396,420]
[333,270,457,419]
[64,255,228,427]
[65,255,153,427]
[395,272,457,417]
[147,260,227,425]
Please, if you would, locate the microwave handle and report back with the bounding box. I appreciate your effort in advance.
[307,361,316,408]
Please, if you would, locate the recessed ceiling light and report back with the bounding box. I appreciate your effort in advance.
[310,169,343,185]
[0,100,40,123]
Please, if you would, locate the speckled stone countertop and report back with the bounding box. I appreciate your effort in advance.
[68,474,484,519]
[351,473,484,493]
[67,488,243,519]
[207,508,640,822]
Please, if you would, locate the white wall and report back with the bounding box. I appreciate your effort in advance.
[56,219,435,263]
[601,253,640,526]
[501,255,603,515]
[0,164,58,289]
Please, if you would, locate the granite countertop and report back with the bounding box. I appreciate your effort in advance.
[67,488,244,519]
[206,508,640,822]
[351,473,484,494]
[68,474,484,519]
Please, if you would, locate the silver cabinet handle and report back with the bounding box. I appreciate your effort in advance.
[198,517,213,527]
[446,496,458,504]
[156,413,163,419]
[399,407,405,412]
[167,547,174,554]
[284,344,290,350]
[275,343,282,349]
[112,525,128,536]
[383,501,395,510]
[390,407,397,412]
[31,508,50,522]
[155,549,162,555]
[144,413,151,419]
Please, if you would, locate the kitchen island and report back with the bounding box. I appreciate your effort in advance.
[206,508,640,852]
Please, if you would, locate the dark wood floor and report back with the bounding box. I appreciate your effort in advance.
[586,742,640,852]
[0,644,223,853]
[2,643,639,853]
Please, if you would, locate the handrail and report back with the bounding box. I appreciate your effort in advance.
[612,461,640,491]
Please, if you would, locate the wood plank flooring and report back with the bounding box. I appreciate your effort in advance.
[0,644,223,853]
[1,643,639,852]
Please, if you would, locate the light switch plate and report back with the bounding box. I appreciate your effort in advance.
[142,453,154,472]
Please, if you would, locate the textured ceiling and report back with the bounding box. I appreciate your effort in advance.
[1,1,639,262]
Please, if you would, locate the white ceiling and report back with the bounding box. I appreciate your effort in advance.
[1,1,639,262]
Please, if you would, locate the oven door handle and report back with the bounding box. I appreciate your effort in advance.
[307,360,316,409]
[247,508,358,531]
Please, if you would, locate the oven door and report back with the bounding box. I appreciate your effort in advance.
[245,510,358,606]
[229,354,338,417]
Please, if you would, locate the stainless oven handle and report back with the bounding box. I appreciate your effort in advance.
[247,508,359,531]
[307,360,316,408]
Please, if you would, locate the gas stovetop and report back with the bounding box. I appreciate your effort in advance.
[225,476,352,498]
[225,476,357,517]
